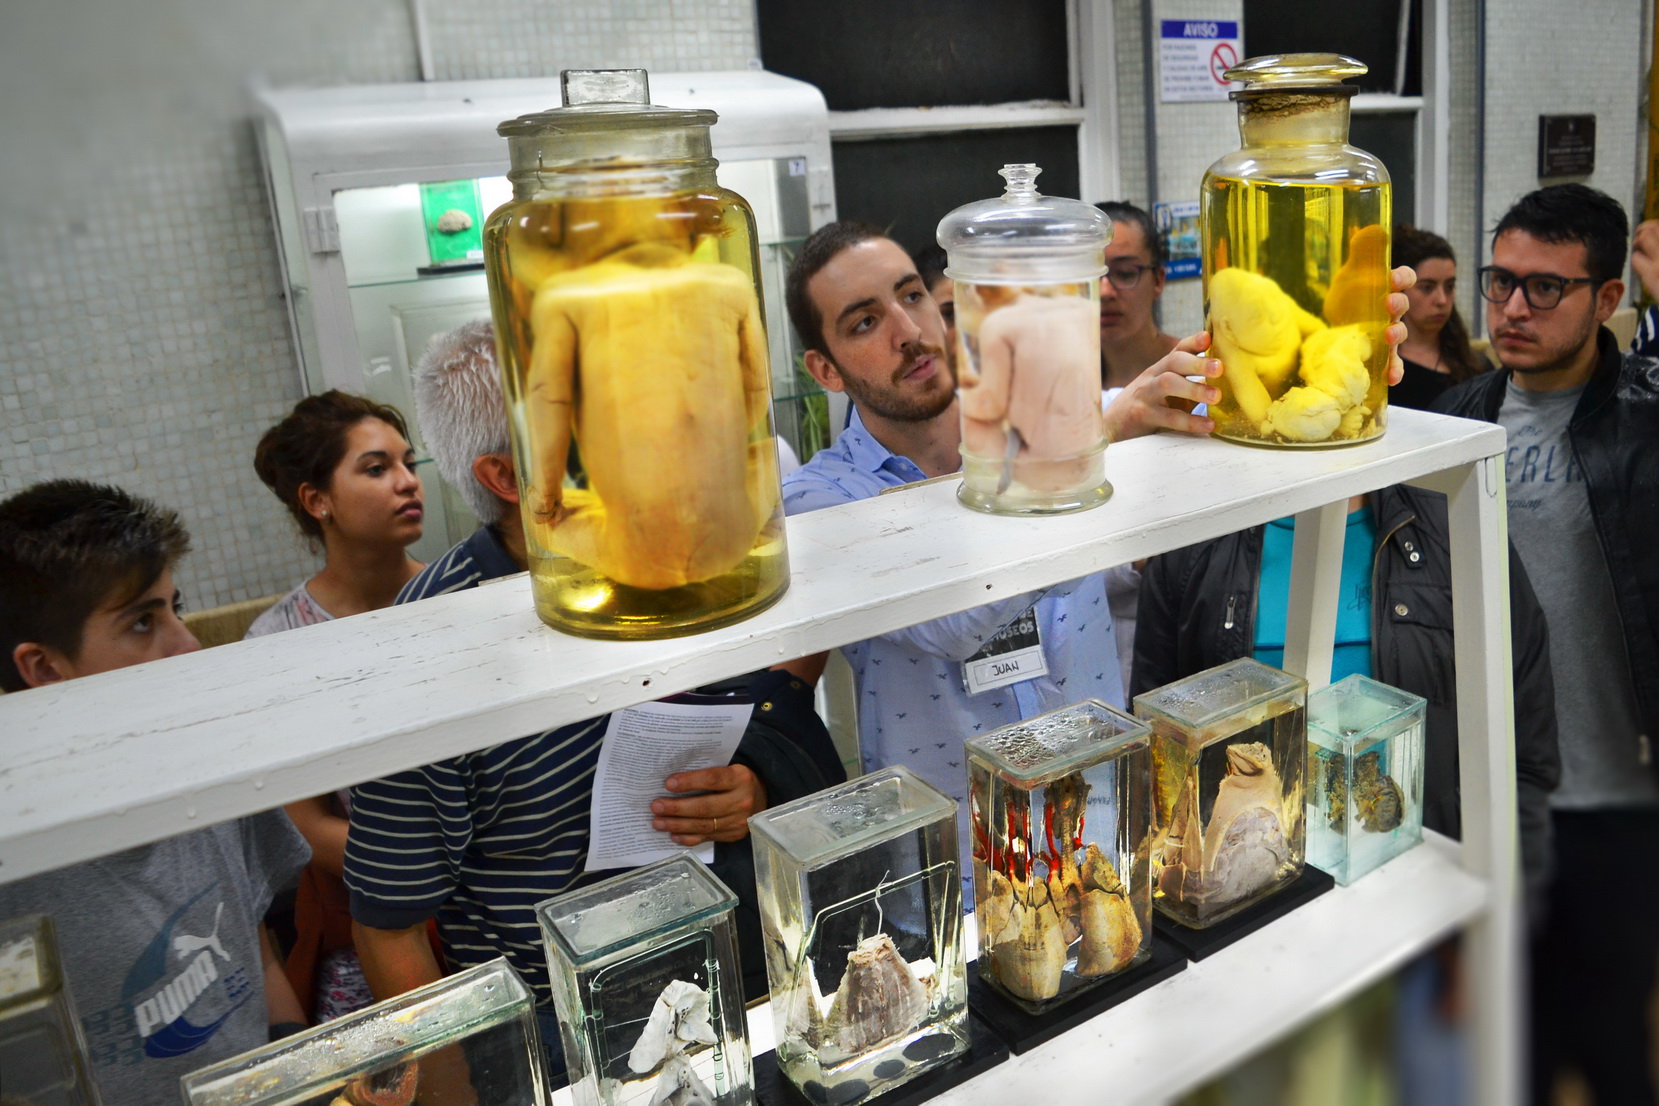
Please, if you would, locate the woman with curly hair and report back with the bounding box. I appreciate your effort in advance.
[246,389,427,1021]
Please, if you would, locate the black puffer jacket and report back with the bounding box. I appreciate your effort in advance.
[1435,327,1659,784]
[1131,484,1561,889]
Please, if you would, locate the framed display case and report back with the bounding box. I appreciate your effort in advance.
[255,71,840,561]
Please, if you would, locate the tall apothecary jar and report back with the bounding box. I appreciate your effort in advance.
[937,164,1111,514]
[485,69,790,639]
[1202,54,1392,447]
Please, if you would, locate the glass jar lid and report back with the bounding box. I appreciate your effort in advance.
[538,854,736,967]
[966,699,1150,786]
[495,69,718,188]
[1224,53,1367,98]
[498,68,716,137]
[936,163,1111,283]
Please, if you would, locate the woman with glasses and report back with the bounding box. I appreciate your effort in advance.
[1095,202,1180,396]
[1391,226,1487,410]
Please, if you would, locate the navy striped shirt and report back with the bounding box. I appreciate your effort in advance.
[347,524,610,1006]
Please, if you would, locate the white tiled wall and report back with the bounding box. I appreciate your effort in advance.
[1141,0,1245,335]
[1446,0,1484,330]
[0,0,756,611]
[1480,0,1646,325]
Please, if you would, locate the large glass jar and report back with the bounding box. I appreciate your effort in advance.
[1133,659,1308,929]
[181,959,548,1105]
[485,69,790,639]
[748,767,968,1105]
[966,700,1154,1013]
[537,855,752,1106]
[1202,54,1392,447]
[937,164,1111,514]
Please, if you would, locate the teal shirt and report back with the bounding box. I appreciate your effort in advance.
[1254,507,1376,681]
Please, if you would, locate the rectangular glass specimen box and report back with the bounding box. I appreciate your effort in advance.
[749,766,968,1105]
[1306,675,1426,884]
[966,699,1154,1012]
[537,853,753,1106]
[0,913,101,1106]
[1134,658,1308,928]
[179,957,547,1105]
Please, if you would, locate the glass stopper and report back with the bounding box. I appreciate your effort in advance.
[998,163,1043,204]
[560,68,650,107]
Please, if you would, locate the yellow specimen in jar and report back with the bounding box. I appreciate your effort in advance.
[524,240,777,591]
[1206,267,1326,426]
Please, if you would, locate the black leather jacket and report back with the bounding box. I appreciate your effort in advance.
[1435,327,1659,784]
[1131,484,1561,888]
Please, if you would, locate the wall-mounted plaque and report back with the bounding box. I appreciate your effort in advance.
[1538,115,1596,177]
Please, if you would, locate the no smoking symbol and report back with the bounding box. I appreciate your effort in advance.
[1211,42,1238,84]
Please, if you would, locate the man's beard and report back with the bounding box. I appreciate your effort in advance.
[833,344,955,423]
[1494,312,1601,377]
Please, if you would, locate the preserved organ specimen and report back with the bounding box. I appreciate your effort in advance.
[525,241,776,591]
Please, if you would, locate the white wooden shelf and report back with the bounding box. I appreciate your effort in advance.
[946,833,1486,1105]
[0,406,1517,1104]
[545,833,1483,1106]
[0,408,1500,883]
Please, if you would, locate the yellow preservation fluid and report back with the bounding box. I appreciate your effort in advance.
[1201,54,1392,447]
[485,71,789,639]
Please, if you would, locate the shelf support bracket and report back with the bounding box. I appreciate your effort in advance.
[1282,499,1348,691]
[1411,453,1520,1106]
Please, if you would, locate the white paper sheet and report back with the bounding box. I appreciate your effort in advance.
[584,699,754,871]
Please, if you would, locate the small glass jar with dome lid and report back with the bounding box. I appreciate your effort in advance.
[936,164,1112,515]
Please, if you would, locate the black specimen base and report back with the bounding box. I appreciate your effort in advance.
[965,931,1188,1054]
[752,1011,1009,1106]
[1156,864,1336,962]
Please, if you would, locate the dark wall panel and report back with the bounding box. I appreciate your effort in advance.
[1242,0,1417,95]
[758,0,1070,110]
[831,128,1081,257]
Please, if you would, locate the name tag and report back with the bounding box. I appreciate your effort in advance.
[962,607,1050,695]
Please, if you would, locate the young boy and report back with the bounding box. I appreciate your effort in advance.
[0,479,310,1103]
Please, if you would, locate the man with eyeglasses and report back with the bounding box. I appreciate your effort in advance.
[1436,183,1659,1106]
[1095,202,1181,396]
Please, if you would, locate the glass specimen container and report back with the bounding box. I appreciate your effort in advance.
[936,163,1111,514]
[0,914,101,1106]
[749,766,967,1105]
[180,958,547,1106]
[485,68,790,638]
[1201,54,1393,447]
[966,700,1154,1013]
[1134,658,1308,928]
[537,854,752,1106]
[1306,675,1426,885]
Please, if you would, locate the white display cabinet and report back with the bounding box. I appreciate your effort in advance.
[0,408,1517,1104]
[254,71,840,560]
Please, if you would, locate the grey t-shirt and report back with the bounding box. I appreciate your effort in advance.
[0,811,309,1104]
[1498,380,1659,808]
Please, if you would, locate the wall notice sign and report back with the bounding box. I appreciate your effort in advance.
[1538,115,1595,177]
[1155,200,1202,280]
[1160,20,1242,103]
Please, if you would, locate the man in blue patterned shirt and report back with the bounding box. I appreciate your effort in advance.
[781,223,1223,853]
